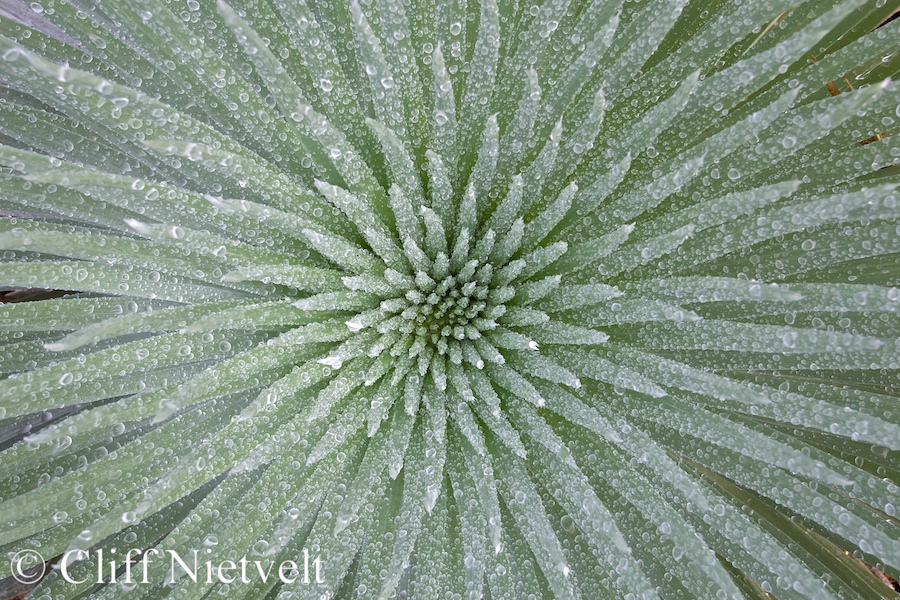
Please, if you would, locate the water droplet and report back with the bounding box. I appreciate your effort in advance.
[318,355,343,369]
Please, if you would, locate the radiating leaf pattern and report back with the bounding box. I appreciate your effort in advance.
[0,0,899,598]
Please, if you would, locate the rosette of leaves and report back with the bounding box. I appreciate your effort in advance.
[1,0,899,597]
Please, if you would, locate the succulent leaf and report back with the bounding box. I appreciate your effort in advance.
[1,1,899,598]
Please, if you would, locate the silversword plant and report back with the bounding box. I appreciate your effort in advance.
[0,0,898,598]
